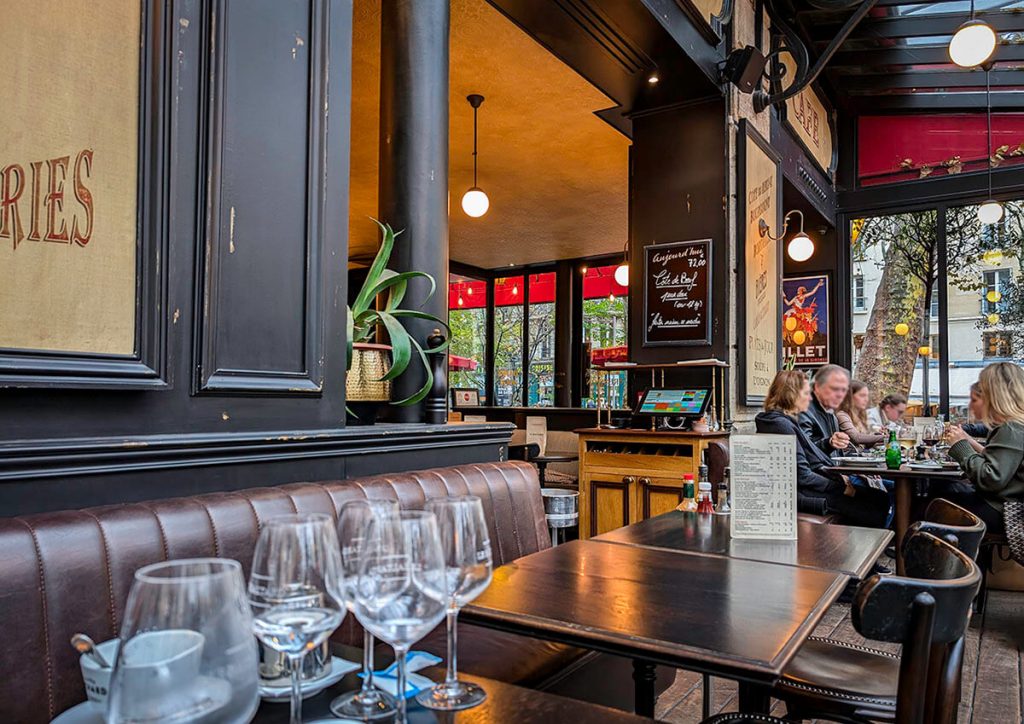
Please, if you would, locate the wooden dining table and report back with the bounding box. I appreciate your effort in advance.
[460,535,850,716]
[595,510,892,579]
[826,462,965,575]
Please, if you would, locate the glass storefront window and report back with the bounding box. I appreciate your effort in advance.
[493,276,524,406]
[447,274,487,400]
[527,272,556,406]
[581,265,628,409]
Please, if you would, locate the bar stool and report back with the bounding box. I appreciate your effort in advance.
[704,529,980,724]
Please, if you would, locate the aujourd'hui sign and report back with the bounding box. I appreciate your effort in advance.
[0,0,141,355]
[643,239,712,347]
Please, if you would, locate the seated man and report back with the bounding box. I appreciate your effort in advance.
[799,364,852,457]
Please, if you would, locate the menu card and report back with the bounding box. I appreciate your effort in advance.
[526,416,547,456]
[729,434,798,540]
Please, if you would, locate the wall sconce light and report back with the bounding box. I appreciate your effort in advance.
[613,240,629,287]
[758,210,815,262]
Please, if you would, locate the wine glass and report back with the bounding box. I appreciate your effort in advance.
[330,498,400,720]
[107,558,259,724]
[353,511,447,723]
[248,514,345,724]
[416,496,493,711]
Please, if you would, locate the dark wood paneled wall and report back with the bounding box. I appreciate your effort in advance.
[0,0,508,516]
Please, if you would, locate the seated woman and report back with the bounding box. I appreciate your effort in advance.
[958,381,988,452]
[866,392,907,429]
[836,379,885,448]
[944,362,1024,534]
[756,370,890,528]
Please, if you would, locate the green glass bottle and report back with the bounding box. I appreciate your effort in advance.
[885,428,902,470]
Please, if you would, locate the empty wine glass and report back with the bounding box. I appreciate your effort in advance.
[248,514,345,724]
[330,498,400,720]
[107,558,259,724]
[353,511,447,723]
[416,496,493,711]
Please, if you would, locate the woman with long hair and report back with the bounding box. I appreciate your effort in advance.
[836,379,885,447]
[755,370,890,528]
[945,362,1024,533]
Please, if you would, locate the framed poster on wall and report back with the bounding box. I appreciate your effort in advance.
[643,239,712,347]
[737,120,782,406]
[782,273,829,367]
[776,50,837,180]
[0,0,167,388]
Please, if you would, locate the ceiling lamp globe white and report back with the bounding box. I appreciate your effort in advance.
[787,232,815,262]
[978,199,1004,225]
[614,263,629,286]
[461,187,489,218]
[949,19,997,68]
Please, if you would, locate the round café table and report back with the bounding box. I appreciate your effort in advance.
[532,452,579,484]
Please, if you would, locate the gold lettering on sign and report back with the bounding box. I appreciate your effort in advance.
[0,0,140,355]
[744,133,779,400]
[780,53,834,175]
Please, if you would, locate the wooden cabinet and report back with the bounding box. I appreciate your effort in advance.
[577,428,729,538]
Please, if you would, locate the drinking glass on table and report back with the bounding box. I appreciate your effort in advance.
[416,496,493,711]
[353,511,448,723]
[248,514,345,724]
[330,498,400,720]
[107,558,259,724]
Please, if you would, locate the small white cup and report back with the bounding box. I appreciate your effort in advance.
[79,639,120,712]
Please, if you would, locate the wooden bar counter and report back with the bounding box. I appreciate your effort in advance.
[576,428,729,538]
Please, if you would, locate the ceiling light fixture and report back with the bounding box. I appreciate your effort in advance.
[461,94,490,218]
[949,1,997,68]
[979,70,1004,225]
[758,210,815,262]
[614,240,630,287]
[647,73,660,85]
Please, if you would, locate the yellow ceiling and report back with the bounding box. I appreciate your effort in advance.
[349,0,630,269]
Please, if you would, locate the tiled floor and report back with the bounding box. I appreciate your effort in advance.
[654,589,1023,723]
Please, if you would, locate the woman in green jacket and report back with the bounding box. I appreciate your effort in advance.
[945,362,1024,534]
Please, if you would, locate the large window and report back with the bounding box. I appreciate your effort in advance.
[851,199,1024,414]
[527,272,556,406]
[493,276,524,406]
[448,274,487,399]
[581,265,628,408]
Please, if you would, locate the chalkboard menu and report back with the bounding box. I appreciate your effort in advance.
[643,239,712,346]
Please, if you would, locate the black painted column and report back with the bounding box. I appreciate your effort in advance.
[378,0,450,422]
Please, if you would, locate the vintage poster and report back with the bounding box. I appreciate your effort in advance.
[0,0,141,355]
[779,52,835,177]
[740,123,781,404]
[782,274,829,367]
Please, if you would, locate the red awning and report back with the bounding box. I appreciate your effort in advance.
[449,354,478,371]
[591,345,629,365]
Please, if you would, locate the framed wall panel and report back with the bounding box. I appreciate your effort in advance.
[0,0,169,388]
[196,0,329,395]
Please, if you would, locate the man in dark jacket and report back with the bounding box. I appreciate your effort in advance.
[800,364,852,456]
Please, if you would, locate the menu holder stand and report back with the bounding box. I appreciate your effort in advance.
[729,434,797,540]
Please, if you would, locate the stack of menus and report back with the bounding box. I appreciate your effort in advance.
[729,435,798,540]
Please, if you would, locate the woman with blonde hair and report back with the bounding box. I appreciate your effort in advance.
[756,370,890,528]
[836,379,885,447]
[945,362,1024,533]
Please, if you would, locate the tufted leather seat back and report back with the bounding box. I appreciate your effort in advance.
[0,461,547,723]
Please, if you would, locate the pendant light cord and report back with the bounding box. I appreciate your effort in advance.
[987,68,993,198]
[472,105,479,187]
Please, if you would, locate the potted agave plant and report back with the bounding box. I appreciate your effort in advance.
[346,220,449,423]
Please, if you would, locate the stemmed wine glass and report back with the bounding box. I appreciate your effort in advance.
[107,558,259,724]
[248,514,346,724]
[352,511,448,723]
[330,498,400,720]
[416,496,493,711]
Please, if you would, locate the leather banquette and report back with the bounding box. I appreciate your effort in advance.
[0,461,659,722]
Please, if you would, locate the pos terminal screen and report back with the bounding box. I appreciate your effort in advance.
[635,388,711,417]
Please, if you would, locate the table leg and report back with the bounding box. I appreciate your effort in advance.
[895,478,911,576]
[737,681,771,713]
[632,658,657,717]
[702,673,713,719]
[537,461,548,484]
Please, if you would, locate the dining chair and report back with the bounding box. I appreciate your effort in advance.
[907,497,986,561]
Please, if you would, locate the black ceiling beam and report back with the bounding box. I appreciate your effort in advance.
[837,69,1024,91]
[830,43,1024,68]
[846,91,1023,111]
[806,10,1024,40]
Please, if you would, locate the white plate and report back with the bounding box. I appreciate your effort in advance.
[51,701,102,724]
[908,462,942,471]
[259,656,360,702]
[51,677,232,724]
[835,457,885,467]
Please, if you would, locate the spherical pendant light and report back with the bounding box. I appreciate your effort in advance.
[461,187,489,218]
[614,263,629,286]
[787,232,815,263]
[978,199,1004,225]
[949,19,997,68]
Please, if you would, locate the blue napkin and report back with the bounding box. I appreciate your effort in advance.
[358,650,442,698]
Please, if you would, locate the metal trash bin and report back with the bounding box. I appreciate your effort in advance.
[541,488,579,547]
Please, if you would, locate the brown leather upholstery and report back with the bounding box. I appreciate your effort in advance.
[705,441,729,485]
[0,461,573,723]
